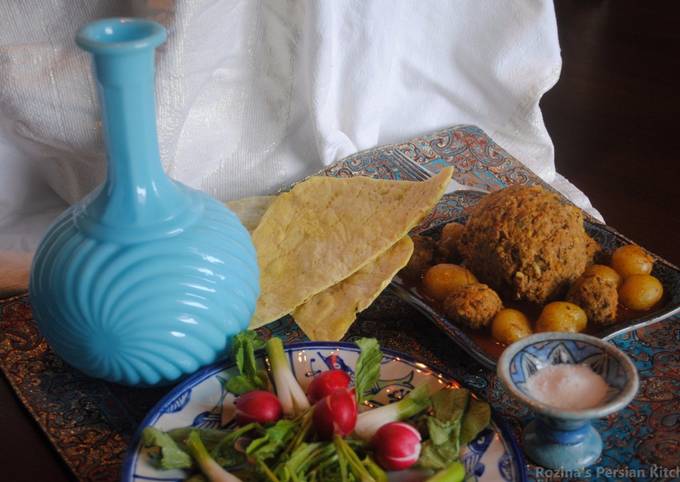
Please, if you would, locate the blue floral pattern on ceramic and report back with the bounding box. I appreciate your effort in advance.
[508,340,628,404]
[28,19,259,386]
[462,428,496,481]
[121,342,526,481]
[497,333,639,471]
[163,390,192,414]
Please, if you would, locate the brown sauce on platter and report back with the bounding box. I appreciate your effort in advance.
[405,276,666,362]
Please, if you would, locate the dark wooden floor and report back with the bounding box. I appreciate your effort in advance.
[1,2,678,481]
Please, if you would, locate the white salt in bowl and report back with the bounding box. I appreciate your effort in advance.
[497,332,639,420]
[497,333,639,469]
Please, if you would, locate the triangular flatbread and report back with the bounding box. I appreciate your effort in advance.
[250,168,452,327]
[292,236,413,340]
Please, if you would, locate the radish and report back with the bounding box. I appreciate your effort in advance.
[312,388,357,439]
[233,390,282,425]
[372,422,422,471]
[307,369,351,403]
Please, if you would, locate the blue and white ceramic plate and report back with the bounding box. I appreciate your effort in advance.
[121,342,526,482]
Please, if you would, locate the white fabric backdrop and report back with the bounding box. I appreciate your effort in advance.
[0,0,599,253]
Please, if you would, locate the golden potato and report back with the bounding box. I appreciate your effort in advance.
[610,245,653,278]
[535,301,588,333]
[619,274,663,311]
[491,308,532,345]
[584,264,622,287]
[422,263,477,301]
[436,222,465,261]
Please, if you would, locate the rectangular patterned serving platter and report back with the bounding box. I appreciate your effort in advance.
[390,218,680,369]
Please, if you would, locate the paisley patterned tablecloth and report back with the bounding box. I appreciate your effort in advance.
[1,125,678,482]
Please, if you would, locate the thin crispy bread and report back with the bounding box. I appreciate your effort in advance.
[250,168,452,327]
[292,236,413,340]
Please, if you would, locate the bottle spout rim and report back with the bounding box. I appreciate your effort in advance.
[76,18,166,54]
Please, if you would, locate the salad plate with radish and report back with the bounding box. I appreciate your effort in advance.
[122,334,525,482]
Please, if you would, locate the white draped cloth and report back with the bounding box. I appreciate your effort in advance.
[0,0,599,256]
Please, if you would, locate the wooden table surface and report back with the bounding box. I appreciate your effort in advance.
[1,1,678,481]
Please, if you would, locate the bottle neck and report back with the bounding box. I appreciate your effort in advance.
[84,48,189,227]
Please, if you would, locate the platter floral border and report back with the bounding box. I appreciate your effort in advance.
[0,125,678,481]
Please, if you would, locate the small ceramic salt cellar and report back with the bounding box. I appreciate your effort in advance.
[29,18,259,386]
[497,332,639,470]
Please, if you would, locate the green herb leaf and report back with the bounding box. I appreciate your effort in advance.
[418,387,490,471]
[425,461,466,482]
[210,423,261,467]
[426,416,461,448]
[247,419,298,462]
[142,427,193,470]
[227,331,268,395]
[419,439,460,471]
[225,375,261,395]
[166,426,232,453]
[233,331,265,368]
[309,444,343,481]
[431,388,469,421]
[276,442,322,481]
[354,338,383,406]
[280,408,313,459]
[460,398,491,446]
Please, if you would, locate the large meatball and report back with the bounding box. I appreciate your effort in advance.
[458,186,598,303]
[567,273,618,326]
[442,283,502,329]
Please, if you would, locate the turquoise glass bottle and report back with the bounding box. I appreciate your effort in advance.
[29,18,259,386]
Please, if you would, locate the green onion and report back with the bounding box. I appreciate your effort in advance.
[185,431,243,482]
[266,337,310,416]
[354,384,430,440]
